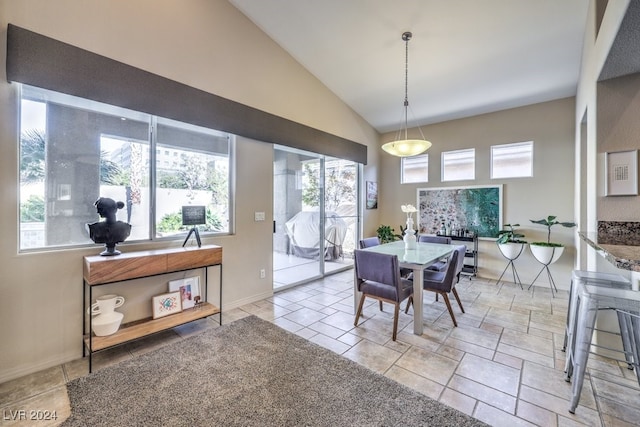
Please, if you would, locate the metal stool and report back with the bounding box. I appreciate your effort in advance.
[563,270,630,354]
[565,281,640,413]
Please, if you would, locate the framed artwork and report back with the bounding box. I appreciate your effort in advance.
[366,181,378,209]
[168,277,201,310]
[417,185,502,238]
[152,291,182,319]
[605,150,638,196]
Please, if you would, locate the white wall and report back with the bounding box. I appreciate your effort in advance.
[574,0,636,356]
[0,0,380,382]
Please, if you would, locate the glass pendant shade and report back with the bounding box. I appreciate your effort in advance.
[382,139,432,157]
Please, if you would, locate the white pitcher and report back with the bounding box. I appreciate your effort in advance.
[89,294,125,315]
[88,294,125,336]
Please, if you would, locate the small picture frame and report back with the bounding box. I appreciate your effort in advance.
[606,150,638,196]
[366,181,378,209]
[168,277,201,310]
[152,291,182,319]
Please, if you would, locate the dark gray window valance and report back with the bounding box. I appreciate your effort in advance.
[6,24,367,164]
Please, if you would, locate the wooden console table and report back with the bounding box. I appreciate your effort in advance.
[83,245,222,372]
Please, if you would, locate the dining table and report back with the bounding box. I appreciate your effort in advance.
[357,240,456,335]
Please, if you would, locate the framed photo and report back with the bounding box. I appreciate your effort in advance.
[366,181,378,209]
[606,150,638,196]
[152,291,182,319]
[181,205,206,226]
[168,277,201,310]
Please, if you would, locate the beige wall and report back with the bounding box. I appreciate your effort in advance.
[596,73,640,220]
[377,98,577,287]
[0,0,380,382]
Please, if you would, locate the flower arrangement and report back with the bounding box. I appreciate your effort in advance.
[401,204,417,219]
[401,204,418,248]
[401,204,417,232]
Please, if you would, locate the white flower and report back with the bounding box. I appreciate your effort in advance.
[401,204,417,220]
[401,204,417,214]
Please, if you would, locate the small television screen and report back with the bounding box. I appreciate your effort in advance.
[182,205,206,226]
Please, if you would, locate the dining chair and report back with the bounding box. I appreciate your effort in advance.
[359,236,381,249]
[358,237,385,311]
[353,249,414,341]
[406,245,466,327]
[360,235,411,281]
[418,235,452,245]
[418,235,453,272]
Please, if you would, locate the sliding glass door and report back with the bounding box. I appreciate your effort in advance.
[273,146,358,290]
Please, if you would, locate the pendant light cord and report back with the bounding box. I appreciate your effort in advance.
[403,32,410,140]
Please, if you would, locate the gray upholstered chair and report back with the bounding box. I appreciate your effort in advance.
[354,249,413,341]
[418,235,453,272]
[359,236,381,249]
[418,235,452,245]
[406,245,466,327]
[360,235,411,280]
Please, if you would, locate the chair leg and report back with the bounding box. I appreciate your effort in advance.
[379,300,383,311]
[405,296,413,314]
[393,303,400,341]
[441,292,458,327]
[452,288,465,313]
[354,294,366,326]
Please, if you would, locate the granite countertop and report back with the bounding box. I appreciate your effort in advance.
[579,223,640,272]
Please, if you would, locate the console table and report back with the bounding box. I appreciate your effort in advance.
[83,245,222,372]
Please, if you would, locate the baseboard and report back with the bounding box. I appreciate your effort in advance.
[0,351,79,385]
[222,290,274,311]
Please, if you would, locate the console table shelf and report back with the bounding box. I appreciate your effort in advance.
[83,245,222,372]
[83,303,219,352]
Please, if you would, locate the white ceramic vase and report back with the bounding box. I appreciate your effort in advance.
[404,217,417,250]
[88,294,125,336]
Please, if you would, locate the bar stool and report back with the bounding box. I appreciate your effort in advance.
[563,270,630,356]
[565,280,640,413]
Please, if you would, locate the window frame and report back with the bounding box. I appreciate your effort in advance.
[401,154,429,184]
[441,148,476,182]
[490,141,534,179]
[18,84,235,252]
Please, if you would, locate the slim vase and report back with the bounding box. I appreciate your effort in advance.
[404,217,417,250]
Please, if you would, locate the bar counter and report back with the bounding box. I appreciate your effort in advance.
[579,231,640,272]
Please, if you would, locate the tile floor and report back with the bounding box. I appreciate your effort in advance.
[2,272,640,427]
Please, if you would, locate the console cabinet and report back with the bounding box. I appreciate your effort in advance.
[83,244,222,372]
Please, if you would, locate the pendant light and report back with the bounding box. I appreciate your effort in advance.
[382,31,432,157]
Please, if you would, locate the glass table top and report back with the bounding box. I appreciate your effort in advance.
[361,241,454,267]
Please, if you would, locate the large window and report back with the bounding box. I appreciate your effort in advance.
[19,85,233,251]
[442,149,475,181]
[401,154,428,184]
[491,141,533,179]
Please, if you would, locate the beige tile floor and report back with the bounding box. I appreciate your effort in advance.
[2,272,640,426]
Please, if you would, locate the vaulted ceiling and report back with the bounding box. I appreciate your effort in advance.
[229,0,589,133]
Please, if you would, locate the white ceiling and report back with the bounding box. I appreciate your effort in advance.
[229,0,589,134]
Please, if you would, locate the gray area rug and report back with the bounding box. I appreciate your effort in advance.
[63,315,488,426]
